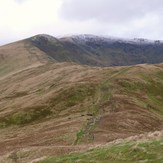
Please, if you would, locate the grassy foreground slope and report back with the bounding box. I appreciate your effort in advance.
[40,138,163,163]
[0,62,163,162]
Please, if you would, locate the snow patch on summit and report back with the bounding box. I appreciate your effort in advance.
[66,34,162,45]
[31,34,58,43]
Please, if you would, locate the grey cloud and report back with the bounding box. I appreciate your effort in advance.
[60,0,163,23]
[58,0,163,40]
[1,0,163,45]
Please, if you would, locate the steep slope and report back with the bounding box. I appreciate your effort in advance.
[29,34,163,67]
[0,39,50,78]
[30,34,100,66]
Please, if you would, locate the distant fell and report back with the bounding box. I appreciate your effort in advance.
[29,34,163,67]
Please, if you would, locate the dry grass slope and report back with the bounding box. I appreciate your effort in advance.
[0,39,162,162]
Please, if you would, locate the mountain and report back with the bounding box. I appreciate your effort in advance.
[29,34,163,67]
[0,38,50,78]
[0,35,163,162]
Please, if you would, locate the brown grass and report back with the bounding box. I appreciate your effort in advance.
[0,40,163,162]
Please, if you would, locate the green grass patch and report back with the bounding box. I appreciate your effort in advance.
[156,71,163,80]
[118,80,145,92]
[0,107,52,127]
[98,80,112,102]
[39,139,163,163]
[49,84,96,108]
[74,129,85,145]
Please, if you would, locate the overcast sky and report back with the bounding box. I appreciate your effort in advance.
[0,0,163,45]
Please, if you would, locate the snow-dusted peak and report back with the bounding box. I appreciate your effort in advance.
[62,34,162,45]
[70,34,115,44]
[31,34,58,43]
[30,34,163,46]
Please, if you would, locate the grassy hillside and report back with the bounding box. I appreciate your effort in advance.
[0,38,163,162]
[0,40,50,78]
[40,138,163,163]
[0,61,162,162]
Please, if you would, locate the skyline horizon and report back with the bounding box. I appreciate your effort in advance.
[1,32,163,46]
[1,0,163,46]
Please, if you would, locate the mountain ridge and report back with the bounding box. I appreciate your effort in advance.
[1,34,163,68]
[29,34,163,67]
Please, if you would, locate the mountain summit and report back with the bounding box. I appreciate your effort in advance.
[28,34,163,67]
[1,34,163,69]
